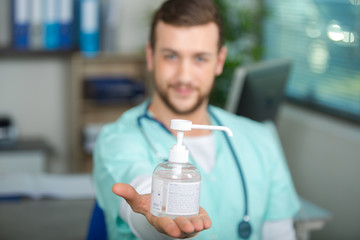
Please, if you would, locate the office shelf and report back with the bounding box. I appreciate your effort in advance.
[70,53,152,172]
[0,48,78,58]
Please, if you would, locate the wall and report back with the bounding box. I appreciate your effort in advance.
[0,57,70,173]
[277,102,360,240]
[115,0,165,53]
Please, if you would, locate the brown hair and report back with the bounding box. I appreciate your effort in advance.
[150,0,224,50]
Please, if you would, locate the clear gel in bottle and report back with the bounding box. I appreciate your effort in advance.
[150,119,233,219]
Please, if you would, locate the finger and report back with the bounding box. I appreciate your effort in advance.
[174,216,195,234]
[112,183,149,215]
[199,207,212,229]
[152,216,182,238]
[188,216,204,232]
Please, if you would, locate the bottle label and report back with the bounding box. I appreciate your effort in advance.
[166,181,201,215]
[150,178,163,214]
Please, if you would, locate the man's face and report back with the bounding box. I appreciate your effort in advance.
[147,21,227,115]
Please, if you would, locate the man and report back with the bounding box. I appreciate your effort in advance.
[94,0,300,239]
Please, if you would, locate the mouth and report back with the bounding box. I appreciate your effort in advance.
[170,84,196,97]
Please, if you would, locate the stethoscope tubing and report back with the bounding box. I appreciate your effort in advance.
[208,110,249,218]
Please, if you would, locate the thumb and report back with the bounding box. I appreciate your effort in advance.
[112,183,148,215]
[112,183,137,201]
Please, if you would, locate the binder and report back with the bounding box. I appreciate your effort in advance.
[102,0,120,53]
[0,0,11,48]
[43,0,60,50]
[30,0,43,50]
[59,0,74,50]
[79,0,100,57]
[12,0,30,50]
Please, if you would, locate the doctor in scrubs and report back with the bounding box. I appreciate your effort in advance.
[93,0,300,239]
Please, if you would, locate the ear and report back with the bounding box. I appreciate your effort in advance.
[146,42,154,72]
[215,46,227,76]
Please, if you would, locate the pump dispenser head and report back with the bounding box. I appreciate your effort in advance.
[168,119,233,163]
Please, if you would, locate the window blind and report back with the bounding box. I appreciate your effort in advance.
[263,0,360,121]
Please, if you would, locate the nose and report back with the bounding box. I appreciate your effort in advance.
[177,58,192,84]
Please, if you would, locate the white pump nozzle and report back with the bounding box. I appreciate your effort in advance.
[168,119,233,163]
[191,124,233,137]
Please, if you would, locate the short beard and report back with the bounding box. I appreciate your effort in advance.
[156,83,209,115]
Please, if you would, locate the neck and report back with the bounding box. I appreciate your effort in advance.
[149,95,211,136]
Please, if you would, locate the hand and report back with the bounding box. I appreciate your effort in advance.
[112,183,212,239]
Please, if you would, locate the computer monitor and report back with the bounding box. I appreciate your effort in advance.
[225,59,292,122]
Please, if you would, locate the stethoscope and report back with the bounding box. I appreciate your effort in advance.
[137,102,252,239]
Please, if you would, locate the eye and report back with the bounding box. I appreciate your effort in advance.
[195,55,207,63]
[165,54,177,60]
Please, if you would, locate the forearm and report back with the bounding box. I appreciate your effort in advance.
[120,175,173,240]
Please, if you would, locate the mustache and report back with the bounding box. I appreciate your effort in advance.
[168,83,199,90]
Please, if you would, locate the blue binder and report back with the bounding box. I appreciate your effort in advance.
[43,0,60,50]
[59,0,74,49]
[12,0,30,50]
[79,0,100,57]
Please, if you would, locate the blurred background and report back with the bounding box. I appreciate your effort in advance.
[0,0,359,239]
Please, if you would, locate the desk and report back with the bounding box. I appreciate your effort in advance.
[0,139,53,173]
[295,197,332,240]
[0,192,330,239]
[0,198,94,240]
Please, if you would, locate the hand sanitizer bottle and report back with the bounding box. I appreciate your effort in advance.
[150,119,233,219]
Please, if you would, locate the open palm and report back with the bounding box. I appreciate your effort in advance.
[112,183,212,239]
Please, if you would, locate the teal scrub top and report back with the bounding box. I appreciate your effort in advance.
[93,100,300,240]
